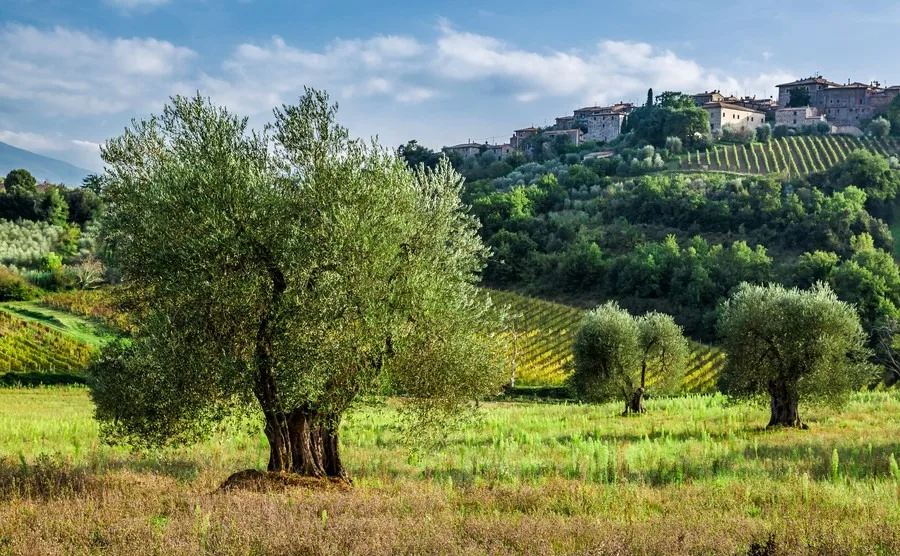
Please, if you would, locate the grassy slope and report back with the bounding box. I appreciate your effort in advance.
[488,289,725,392]
[0,302,107,384]
[0,388,898,554]
[0,301,113,347]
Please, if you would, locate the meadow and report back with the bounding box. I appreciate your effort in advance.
[0,387,898,554]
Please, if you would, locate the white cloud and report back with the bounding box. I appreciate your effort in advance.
[433,23,787,106]
[0,24,195,116]
[201,33,435,114]
[0,20,798,164]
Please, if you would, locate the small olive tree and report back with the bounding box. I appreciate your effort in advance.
[717,283,874,429]
[572,302,688,414]
[91,90,508,479]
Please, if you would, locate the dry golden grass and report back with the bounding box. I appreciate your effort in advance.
[0,388,898,555]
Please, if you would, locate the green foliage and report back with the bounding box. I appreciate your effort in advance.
[92,90,508,457]
[718,283,874,409]
[819,149,900,204]
[571,302,687,407]
[867,117,891,139]
[0,267,37,301]
[665,136,683,154]
[756,124,772,143]
[787,88,811,108]
[572,302,641,403]
[39,188,68,226]
[626,94,711,148]
[2,169,37,195]
[0,220,69,269]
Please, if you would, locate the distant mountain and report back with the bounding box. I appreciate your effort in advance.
[0,141,95,186]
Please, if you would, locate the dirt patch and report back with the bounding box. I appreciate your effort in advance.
[218,469,352,493]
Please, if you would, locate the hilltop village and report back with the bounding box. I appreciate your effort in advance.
[444,75,900,157]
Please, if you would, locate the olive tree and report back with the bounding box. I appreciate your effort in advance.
[571,302,688,414]
[717,283,874,429]
[91,90,508,479]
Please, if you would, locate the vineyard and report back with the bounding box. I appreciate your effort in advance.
[679,136,900,177]
[0,311,95,378]
[487,289,725,393]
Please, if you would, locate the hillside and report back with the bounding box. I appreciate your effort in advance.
[0,302,106,385]
[679,135,900,177]
[489,289,724,393]
[0,141,95,186]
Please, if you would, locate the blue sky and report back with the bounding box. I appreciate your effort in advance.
[1,0,899,171]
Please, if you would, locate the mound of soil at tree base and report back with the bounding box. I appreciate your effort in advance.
[218,469,352,493]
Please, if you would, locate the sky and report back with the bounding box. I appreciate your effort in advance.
[1,0,899,172]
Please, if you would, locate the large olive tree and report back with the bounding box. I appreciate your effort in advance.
[91,90,508,479]
[571,302,688,414]
[717,283,874,429]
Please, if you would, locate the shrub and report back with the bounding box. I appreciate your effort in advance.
[0,267,37,301]
[664,136,683,154]
[756,124,772,143]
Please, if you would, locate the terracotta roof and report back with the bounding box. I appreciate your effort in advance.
[702,102,766,115]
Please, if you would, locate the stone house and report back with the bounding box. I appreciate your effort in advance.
[703,102,767,134]
[510,127,540,150]
[693,91,727,106]
[775,107,828,129]
[570,103,634,143]
[776,76,900,129]
[542,128,584,146]
[443,142,485,158]
[776,76,840,108]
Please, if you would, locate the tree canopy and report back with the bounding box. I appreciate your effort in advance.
[572,302,687,414]
[717,283,874,428]
[91,90,508,478]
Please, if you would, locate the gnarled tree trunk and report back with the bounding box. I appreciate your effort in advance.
[623,387,646,415]
[263,408,348,479]
[767,380,807,429]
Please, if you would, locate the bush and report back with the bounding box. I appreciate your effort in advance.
[721,124,754,145]
[756,124,772,143]
[773,125,791,139]
[867,117,891,138]
[665,136,683,154]
[0,267,38,301]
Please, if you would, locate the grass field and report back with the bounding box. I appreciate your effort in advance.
[679,136,900,177]
[0,388,897,554]
[488,289,725,392]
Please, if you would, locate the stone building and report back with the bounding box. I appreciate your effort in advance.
[776,76,900,129]
[510,127,539,150]
[443,142,485,158]
[703,102,767,134]
[776,76,839,108]
[542,128,584,146]
[775,107,828,128]
[693,91,727,106]
[569,103,634,142]
[445,142,513,158]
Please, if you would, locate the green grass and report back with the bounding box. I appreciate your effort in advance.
[0,388,898,553]
[0,301,113,347]
[679,136,900,178]
[487,289,724,392]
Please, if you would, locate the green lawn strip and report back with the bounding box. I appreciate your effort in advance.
[0,302,114,347]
